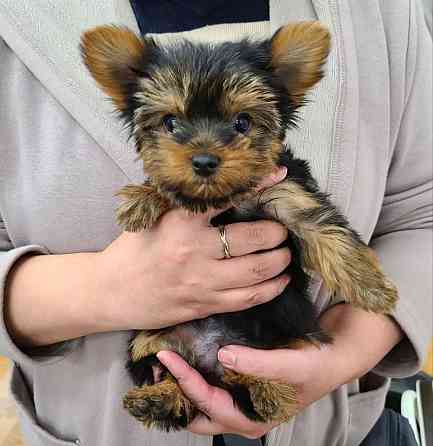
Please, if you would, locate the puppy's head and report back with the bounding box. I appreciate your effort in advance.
[81,23,330,210]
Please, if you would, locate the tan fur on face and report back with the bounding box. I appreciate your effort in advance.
[138,134,281,203]
[270,21,331,104]
[81,25,150,110]
[221,74,281,130]
[133,68,189,129]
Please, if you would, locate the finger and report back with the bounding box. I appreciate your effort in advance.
[188,415,270,440]
[157,351,267,436]
[214,274,290,313]
[198,205,233,225]
[156,351,216,415]
[217,345,318,382]
[205,220,288,259]
[187,415,227,436]
[167,204,233,228]
[255,166,288,191]
[211,247,291,289]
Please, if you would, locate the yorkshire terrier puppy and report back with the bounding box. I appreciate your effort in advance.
[81,23,398,431]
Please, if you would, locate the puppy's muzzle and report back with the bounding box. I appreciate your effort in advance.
[192,153,220,177]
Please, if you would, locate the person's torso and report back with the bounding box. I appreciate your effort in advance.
[0,0,404,444]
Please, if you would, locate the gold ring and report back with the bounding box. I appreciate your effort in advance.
[218,225,232,259]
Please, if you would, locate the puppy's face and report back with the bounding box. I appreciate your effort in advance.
[81,23,330,209]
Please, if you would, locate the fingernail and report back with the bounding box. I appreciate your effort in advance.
[280,274,290,288]
[218,348,236,368]
[156,351,168,363]
[272,166,287,182]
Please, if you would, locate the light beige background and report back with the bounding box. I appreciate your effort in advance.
[0,357,23,446]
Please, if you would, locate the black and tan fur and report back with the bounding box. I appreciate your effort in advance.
[81,22,398,431]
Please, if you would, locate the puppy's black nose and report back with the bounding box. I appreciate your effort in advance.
[192,153,220,177]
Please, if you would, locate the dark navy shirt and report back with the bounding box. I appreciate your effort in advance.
[129,0,269,35]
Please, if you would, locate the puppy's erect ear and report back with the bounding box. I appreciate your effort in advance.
[81,25,155,111]
[270,21,331,105]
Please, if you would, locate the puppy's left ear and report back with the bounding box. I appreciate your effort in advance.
[270,21,331,105]
[81,25,156,111]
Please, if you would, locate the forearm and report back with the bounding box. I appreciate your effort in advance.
[4,252,110,348]
[3,206,292,351]
[320,303,404,382]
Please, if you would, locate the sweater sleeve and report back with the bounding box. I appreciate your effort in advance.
[0,217,52,365]
[0,39,72,365]
[371,0,432,378]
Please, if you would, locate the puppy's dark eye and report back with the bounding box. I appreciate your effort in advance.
[163,114,177,133]
[234,113,251,134]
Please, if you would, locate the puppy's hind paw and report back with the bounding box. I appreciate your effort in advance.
[123,380,197,431]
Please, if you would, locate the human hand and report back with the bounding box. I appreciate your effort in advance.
[97,166,291,330]
[157,304,403,438]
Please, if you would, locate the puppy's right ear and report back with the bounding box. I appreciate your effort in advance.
[81,25,155,111]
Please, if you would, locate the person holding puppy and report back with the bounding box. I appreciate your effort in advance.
[0,1,431,446]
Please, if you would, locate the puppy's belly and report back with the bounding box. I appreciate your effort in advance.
[167,318,243,384]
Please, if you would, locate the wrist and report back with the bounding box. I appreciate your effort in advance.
[319,304,404,382]
[73,251,116,334]
[320,303,403,347]
[5,251,110,347]
[85,249,125,333]
[92,244,146,332]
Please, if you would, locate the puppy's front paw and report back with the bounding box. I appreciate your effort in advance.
[116,184,169,231]
[123,379,197,431]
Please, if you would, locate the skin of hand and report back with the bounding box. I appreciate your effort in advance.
[157,303,404,439]
[5,167,290,347]
[97,166,290,331]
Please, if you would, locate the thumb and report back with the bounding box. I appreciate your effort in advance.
[169,204,231,228]
[217,345,314,383]
[198,204,232,225]
[156,350,215,414]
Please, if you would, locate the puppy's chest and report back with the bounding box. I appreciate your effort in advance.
[211,200,268,227]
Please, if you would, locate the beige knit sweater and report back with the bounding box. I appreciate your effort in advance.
[0,1,431,445]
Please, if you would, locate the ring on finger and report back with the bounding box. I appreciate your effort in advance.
[218,225,232,259]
